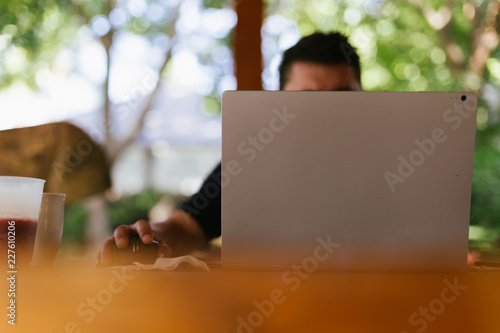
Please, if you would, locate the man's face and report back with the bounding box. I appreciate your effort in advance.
[283,61,362,91]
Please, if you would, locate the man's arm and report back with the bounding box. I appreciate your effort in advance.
[152,210,208,256]
[96,210,207,266]
[97,163,222,266]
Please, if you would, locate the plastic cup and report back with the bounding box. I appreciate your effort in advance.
[32,193,66,267]
[0,176,46,265]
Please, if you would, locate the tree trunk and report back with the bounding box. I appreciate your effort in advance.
[84,193,110,254]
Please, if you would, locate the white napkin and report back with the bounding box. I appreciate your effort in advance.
[108,255,210,272]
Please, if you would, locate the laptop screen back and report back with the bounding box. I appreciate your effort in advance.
[221,91,477,270]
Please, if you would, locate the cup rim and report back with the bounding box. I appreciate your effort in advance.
[43,193,66,197]
[0,176,46,184]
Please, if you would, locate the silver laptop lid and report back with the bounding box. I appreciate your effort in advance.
[222,91,477,269]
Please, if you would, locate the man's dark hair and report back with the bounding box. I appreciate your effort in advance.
[278,32,361,90]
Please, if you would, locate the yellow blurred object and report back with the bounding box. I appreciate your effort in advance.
[0,259,499,333]
[0,122,111,203]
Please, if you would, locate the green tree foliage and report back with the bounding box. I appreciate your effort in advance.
[61,189,178,245]
[0,0,232,159]
[107,189,171,228]
[0,0,79,88]
[1,0,233,247]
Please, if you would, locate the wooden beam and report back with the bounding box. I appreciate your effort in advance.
[234,0,263,90]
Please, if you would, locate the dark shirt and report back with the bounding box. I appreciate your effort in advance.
[178,163,222,240]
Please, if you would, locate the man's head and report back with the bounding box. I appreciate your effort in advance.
[279,32,362,91]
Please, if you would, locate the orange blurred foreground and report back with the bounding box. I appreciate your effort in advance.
[0,260,499,333]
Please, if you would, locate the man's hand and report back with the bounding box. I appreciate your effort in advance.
[96,210,207,267]
[96,219,172,267]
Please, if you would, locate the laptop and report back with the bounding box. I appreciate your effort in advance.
[221,91,477,270]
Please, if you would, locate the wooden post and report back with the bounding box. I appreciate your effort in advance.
[234,0,263,90]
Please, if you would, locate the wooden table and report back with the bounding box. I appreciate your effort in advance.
[1,260,499,333]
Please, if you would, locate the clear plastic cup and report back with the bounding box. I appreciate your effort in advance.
[0,176,46,265]
[32,193,66,267]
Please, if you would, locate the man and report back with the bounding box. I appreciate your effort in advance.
[97,32,362,266]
